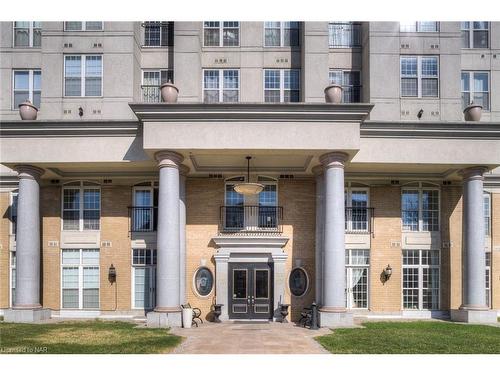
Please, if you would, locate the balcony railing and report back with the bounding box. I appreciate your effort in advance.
[129,206,158,232]
[345,207,374,234]
[141,85,161,103]
[220,205,283,234]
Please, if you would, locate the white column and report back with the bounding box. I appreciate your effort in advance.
[313,166,324,305]
[272,253,288,320]
[461,167,488,309]
[179,165,189,305]
[214,252,230,321]
[154,151,183,312]
[13,165,44,308]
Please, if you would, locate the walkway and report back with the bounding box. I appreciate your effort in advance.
[170,321,331,354]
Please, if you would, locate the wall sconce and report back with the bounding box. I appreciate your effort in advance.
[108,264,117,283]
[383,264,393,281]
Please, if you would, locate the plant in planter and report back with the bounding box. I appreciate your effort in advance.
[324,84,343,104]
[18,100,38,120]
[463,103,483,121]
[160,79,179,103]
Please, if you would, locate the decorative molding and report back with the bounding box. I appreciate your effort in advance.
[361,121,500,139]
[129,102,374,122]
[212,235,289,249]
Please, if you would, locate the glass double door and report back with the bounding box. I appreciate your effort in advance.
[228,263,273,319]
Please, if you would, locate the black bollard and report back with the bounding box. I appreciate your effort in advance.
[310,302,319,330]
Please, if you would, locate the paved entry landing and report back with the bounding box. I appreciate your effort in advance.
[170,322,331,354]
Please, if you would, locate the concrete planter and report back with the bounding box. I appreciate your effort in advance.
[160,81,179,103]
[18,100,38,120]
[463,104,483,121]
[324,84,343,104]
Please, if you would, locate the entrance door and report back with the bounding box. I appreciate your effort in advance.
[228,263,273,319]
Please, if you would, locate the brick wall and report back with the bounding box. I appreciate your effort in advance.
[41,186,61,309]
[0,191,12,309]
[369,186,402,312]
[100,186,132,312]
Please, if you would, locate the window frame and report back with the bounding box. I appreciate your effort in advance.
[63,22,104,32]
[12,21,41,48]
[328,22,361,48]
[63,55,103,97]
[131,248,157,309]
[142,21,174,48]
[203,21,240,47]
[61,181,101,232]
[202,68,240,103]
[401,183,440,232]
[400,55,439,98]
[141,69,173,103]
[461,22,489,49]
[399,22,439,33]
[9,190,18,238]
[329,69,361,103]
[263,69,301,103]
[12,69,41,110]
[402,249,440,310]
[60,249,100,310]
[263,22,300,47]
[484,193,491,237]
[461,70,490,111]
[345,186,369,233]
[345,249,370,309]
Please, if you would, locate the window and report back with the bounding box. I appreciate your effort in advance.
[10,251,16,307]
[61,249,100,309]
[203,22,239,47]
[329,70,361,103]
[345,187,369,232]
[289,268,309,297]
[400,56,439,97]
[402,249,440,310]
[10,191,18,238]
[64,55,102,97]
[264,22,300,47]
[264,69,300,102]
[143,21,173,47]
[328,22,361,48]
[461,71,490,111]
[402,184,439,232]
[194,267,214,297]
[13,22,41,47]
[132,249,156,309]
[484,193,491,236]
[132,185,158,231]
[485,252,491,307]
[142,70,173,103]
[345,249,369,309]
[461,22,489,49]
[12,70,41,109]
[62,182,100,231]
[400,22,439,32]
[203,69,239,103]
[64,22,103,31]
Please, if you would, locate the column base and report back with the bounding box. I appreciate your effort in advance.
[319,310,354,327]
[146,311,182,328]
[450,309,498,324]
[4,308,51,323]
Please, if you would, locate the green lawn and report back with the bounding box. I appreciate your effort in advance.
[0,320,182,354]
[316,321,500,354]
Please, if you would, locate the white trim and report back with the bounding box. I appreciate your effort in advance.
[399,22,439,33]
[461,70,490,111]
[345,249,370,310]
[63,54,103,97]
[461,22,489,49]
[345,185,370,233]
[203,21,240,47]
[9,251,16,307]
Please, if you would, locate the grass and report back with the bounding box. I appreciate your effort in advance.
[316,321,500,354]
[0,320,182,354]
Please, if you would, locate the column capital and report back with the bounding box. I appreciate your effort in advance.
[459,166,489,181]
[14,165,44,180]
[319,152,349,169]
[179,164,190,176]
[312,165,323,176]
[154,151,184,169]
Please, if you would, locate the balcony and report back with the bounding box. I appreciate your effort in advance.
[219,206,283,234]
[129,206,158,232]
[345,207,374,234]
[141,85,161,103]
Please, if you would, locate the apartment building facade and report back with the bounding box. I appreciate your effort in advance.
[1,21,499,326]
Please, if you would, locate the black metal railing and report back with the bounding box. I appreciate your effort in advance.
[345,207,374,234]
[129,206,158,232]
[220,205,283,233]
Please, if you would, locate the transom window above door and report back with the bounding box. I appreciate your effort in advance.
[203,22,240,47]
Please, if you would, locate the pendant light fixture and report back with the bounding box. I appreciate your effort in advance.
[234,156,264,195]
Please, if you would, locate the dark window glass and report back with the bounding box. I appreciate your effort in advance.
[289,268,308,296]
[195,267,213,296]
